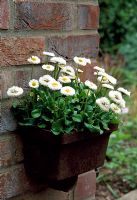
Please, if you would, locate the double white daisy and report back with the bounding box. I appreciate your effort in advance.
[110,103,121,114]
[94,66,105,72]
[117,87,130,96]
[42,64,55,71]
[48,80,62,91]
[43,51,55,57]
[96,97,110,112]
[58,76,71,83]
[7,86,23,97]
[27,56,40,64]
[97,72,117,85]
[60,86,75,96]
[109,90,123,104]
[39,75,54,86]
[61,66,75,77]
[50,57,66,65]
[102,84,114,90]
[85,80,97,90]
[74,56,91,66]
[29,79,39,88]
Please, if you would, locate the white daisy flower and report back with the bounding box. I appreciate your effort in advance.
[117,87,131,96]
[97,72,117,85]
[39,75,54,86]
[119,99,126,108]
[97,76,109,84]
[109,90,123,104]
[85,80,97,90]
[96,97,110,112]
[73,56,87,66]
[42,64,55,71]
[61,86,75,96]
[85,58,91,64]
[48,80,62,91]
[107,74,117,85]
[7,86,23,97]
[29,79,39,88]
[61,66,75,77]
[58,76,71,83]
[110,103,121,114]
[27,56,40,64]
[43,51,55,57]
[94,66,105,72]
[102,84,114,90]
[77,69,83,73]
[50,57,66,65]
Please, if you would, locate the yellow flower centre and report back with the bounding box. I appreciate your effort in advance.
[32,81,37,86]
[52,82,58,87]
[102,76,108,81]
[32,57,37,61]
[78,59,83,63]
[62,77,68,81]
[65,89,71,93]
[47,65,51,69]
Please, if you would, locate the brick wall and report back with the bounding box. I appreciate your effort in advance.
[0,0,99,199]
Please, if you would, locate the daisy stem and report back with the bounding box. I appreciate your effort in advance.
[83,89,90,115]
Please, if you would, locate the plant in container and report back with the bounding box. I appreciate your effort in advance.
[7,52,130,183]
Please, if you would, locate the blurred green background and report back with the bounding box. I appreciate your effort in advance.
[97,0,137,198]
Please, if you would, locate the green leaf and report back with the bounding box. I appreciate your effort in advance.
[51,119,63,135]
[84,122,103,133]
[72,114,83,122]
[18,122,33,126]
[64,125,74,134]
[86,105,93,112]
[12,101,18,108]
[31,109,41,118]
[38,124,46,128]
[42,115,51,122]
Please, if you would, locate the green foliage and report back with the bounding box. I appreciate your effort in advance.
[99,0,137,69]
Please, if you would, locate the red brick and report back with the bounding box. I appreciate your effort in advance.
[0,37,45,67]
[0,0,10,29]
[15,2,73,31]
[0,134,23,167]
[78,5,99,30]
[74,170,96,200]
[47,34,99,59]
[0,164,30,199]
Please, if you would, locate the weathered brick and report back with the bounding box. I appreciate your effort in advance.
[0,164,30,199]
[0,37,45,67]
[10,187,74,200]
[1,100,17,133]
[15,2,73,31]
[0,134,23,168]
[78,5,99,30]
[47,34,99,60]
[0,0,10,29]
[74,170,96,200]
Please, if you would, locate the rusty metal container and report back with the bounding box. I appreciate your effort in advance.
[20,124,117,183]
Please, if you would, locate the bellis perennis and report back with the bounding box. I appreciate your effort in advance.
[7,52,130,135]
